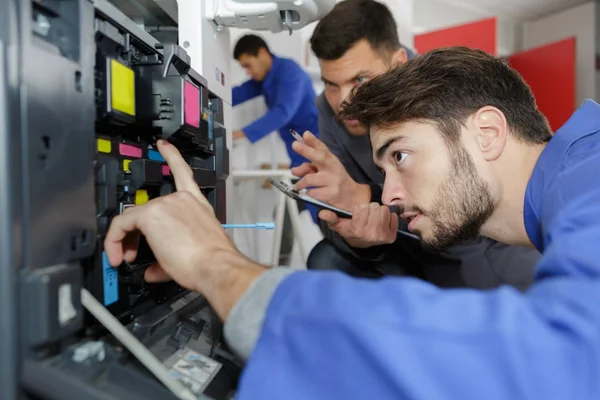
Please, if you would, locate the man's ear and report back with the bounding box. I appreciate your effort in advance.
[258,47,270,59]
[391,48,407,66]
[473,106,508,162]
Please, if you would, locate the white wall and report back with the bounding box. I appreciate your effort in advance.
[522,1,596,104]
[413,0,521,56]
[379,0,414,50]
[413,0,489,33]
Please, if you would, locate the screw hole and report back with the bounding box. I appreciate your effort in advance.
[74,71,82,92]
[80,230,88,245]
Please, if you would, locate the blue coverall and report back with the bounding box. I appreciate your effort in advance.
[232,55,319,169]
[236,99,600,399]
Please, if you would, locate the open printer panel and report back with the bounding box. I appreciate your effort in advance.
[0,0,236,398]
[88,9,224,326]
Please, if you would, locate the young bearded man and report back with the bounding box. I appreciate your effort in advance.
[104,46,600,400]
[293,0,540,289]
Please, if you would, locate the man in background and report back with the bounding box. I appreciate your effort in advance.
[231,34,319,265]
[293,0,540,289]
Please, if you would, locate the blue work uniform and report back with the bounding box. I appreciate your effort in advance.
[233,55,319,222]
[234,100,600,399]
[232,55,319,168]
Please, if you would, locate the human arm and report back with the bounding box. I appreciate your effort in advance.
[311,141,395,258]
[103,140,267,320]
[241,75,305,143]
[291,101,396,259]
[103,139,600,400]
[232,80,262,106]
[234,258,599,400]
[227,149,600,399]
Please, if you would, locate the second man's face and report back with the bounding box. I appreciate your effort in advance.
[237,50,269,82]
[319,39,404,136]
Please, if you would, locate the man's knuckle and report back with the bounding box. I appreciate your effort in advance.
[176,190,195,202]
[146,201,165,217]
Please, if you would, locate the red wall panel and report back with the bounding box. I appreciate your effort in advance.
[508,38,576,132]
[414,18,497,55]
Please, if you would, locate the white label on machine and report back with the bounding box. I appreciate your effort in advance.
[58,283,77,326]
[168,349,222,394]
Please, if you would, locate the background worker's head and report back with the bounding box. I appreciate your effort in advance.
[234,34,273,82]
[310,0,407,136]
[341,47,553,251]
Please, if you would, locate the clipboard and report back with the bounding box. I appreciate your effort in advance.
[269,178,419,240]
[269,178,352,218]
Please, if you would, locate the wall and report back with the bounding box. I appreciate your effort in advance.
[413,0,521,56]
[379,0,415,50]
[522,1,596,104]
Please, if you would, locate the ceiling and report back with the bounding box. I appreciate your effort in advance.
[435,0,591,19]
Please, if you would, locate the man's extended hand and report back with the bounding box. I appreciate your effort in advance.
[291,131,370,211]
[233,130,246,140]
[319,203,398,248]
[103,140,263,319]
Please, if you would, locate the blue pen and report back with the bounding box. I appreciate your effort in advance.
[222,222,276,230]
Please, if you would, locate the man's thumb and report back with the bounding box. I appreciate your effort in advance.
[319,209,339,224]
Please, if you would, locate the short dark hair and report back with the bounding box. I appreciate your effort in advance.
[233,34,270,59]
[310,0,400,60]
[340,47,552,145]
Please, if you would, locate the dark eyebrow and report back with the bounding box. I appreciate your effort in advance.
[321,76,337,86]
[375,136,406,161]
[321,70,371,87]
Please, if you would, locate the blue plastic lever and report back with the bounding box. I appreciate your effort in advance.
[222,222,275,230]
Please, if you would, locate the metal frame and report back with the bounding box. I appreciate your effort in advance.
[0,0,23,397]
[95,0,170,53]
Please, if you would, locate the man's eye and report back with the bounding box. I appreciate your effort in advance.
[393,152,408,166]
[356,76,368,84]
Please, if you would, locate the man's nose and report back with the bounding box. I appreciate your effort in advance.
[381,174,405,206]
[338,86,353,110]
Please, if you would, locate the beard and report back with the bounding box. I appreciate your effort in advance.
[398,144,495,252]
[343,120,369,136]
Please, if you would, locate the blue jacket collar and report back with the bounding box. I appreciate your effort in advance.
[524,99,600,249]
[263,54,281,86]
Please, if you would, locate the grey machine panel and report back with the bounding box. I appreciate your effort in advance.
[1,0,237,399]
[0,0,24,399]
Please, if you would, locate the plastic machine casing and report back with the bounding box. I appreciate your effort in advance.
[0,0,235,399]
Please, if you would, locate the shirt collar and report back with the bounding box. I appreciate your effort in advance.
[263,54,281,85]
[523,99,600,250]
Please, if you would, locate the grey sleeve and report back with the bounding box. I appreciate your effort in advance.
[223,267,297,361]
